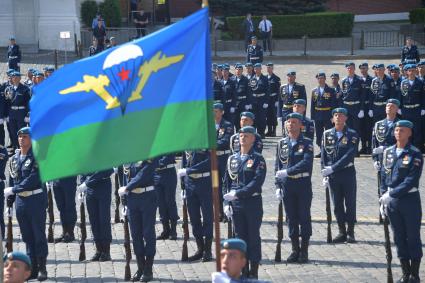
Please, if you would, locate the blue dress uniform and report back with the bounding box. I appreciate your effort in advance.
[155,154,179,240]
[321,112,359,243]
[0,82,7,146]
[275,120,314,263]
[372,117,399,166]
[246,43,263,64]
[7,41,21,71]
[248,68,269,138]
[311,83,338,148]
[182,150,213,262]
[401,44,420,63]
[126,159,159,282]
[359,71,374,154]
[51,176,77,243]
[80,169,114,261]
[266,66,281,137]
[0,145,8,239]
[213,75,224,104]
[340,73,363,138]
[9,145,48,280]
[278,74,307,122]
[370,74,396,123]
[220,75,237,124]
[223,127,266,278]
[232,69,253,131]
[230,132,263,154]
[380,123,423,281]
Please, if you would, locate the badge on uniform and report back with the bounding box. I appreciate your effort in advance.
[24,159,31,167]
[402,155,410,166]
[341,137,348,145]
[219,128,224,137]
[401,80,410,97]
[313,91,318,102]
[298,145,304,153]
[324,92,331,99]
[293,91,299,98]
[247,159,254,168]
[342,81,349,94]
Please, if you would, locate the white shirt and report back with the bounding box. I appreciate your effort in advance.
[259,19,272,32]
[409,80,414,86]
[288,84,293,93]
[336,131,343,140]
[319,87,324,94]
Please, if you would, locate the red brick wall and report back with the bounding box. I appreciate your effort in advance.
[170,0,201,18]
[326,0,421,14]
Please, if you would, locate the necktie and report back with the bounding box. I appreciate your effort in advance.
[263,20,267,32]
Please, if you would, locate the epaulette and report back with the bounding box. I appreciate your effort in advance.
[295,82,305,87]
[409,145,421,154]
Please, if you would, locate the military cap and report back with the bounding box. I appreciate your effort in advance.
[251,36,257,40]
[27,68,36,73]
[17,127,30,136]
[47,67,55,72]
[376,63,385,69]
[293,99,307,106]
[332,107,348,116]
[221,238,247,255]
[266,62,274,67]
[212,63,218,70]
[234,62,242,68]
[386,64,395,70]
[35,71,45,77]
[358,62,368,68]
[286,112,304,121]
[316,72,326,78]
[287,70,296,76]
[235,63,243,69]
[417,61,425,66]
[223,65,230,71]
[404,64,416,71]
[216,64,223,70]
[254,63,262,68]
[11,71,21,77]
[213,103,224,110]
[6,69,15,76]
[390,66,400,72]
[345,62,355,67]
[3,252,31,269]
[240,111,255,120]
[372,64,378,70]
[239,126,256,134]
[9,36,15,41]
[387,98,400,107]
[43,66,49,71]
[330,73,339,78]
[404,59,417,65]
[395,120,413,129]
[245,62,253,67]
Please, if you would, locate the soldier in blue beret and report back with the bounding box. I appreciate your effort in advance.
[389,65,402,103]
[286,99,315,141]
[248,64,269,138]
[275,112,314,263]
[232,64,253,131]
[212,63,218,72]
[265,62,281,137]
[246,36,263,65]
[7,37,21,72]
[358,63,374,154]
[212,238,247,282]
[34,72,45,85]
[379,119,423,282]
[4,251,32,283]
[330,73,342,100]
[311,72,338,157]
[223,125,267,279]
[230,112,263,154]
[220,65,237,124]
[23,69,34,89]
[245,62,254,79]
[4,127,48,281]
[215,64,223,80]
[401,37,420,63]
[321,108,359,244]
[417,61,425,80]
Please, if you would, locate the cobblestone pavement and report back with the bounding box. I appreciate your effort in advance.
[1,59,425,282]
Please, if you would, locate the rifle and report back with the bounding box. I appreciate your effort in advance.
[227,210,233,239]
[121,166,131,281]
[181,178,189,261]
[47,183,55,243]
[324,177,332,243]
[114,170,121,223]
[275,187,284,262]
[5,199,13,253]
[383,216,393,283]
[78,192,86,261]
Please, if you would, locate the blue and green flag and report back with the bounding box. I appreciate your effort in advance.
[30,7,215,181]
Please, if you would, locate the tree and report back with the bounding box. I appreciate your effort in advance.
[99,0,122,27]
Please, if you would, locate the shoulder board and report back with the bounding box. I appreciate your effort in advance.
[303,137,313,142]
[295,82,304,87]
[324,128,333,135]
[409,145,421,154]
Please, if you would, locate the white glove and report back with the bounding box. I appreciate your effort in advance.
[5,117,9,123]
[263,103,268,109]
[0,119,4,125]
[322,177,329,187]
[379,191,391,206]
[274,101,279,107]
[118,186,127,197]
[113,167,118,174]
[180,190,186,200]
[373,146,384,155]
[275,169,288,181]
[244,105,250,110]
[177,168,187,178]
[223,190,238,201]
[77,183,88,194]
[373,161,381,171]
[379,203,387,218]
[368,110,373,118]
[397,109,402,115]
[278,117,283,122]
[247,104,252,110]
[421,110,425,116]
[24,117,30,123]
[230,107,235,113]
[275,189,283,200]
[357,110,364,118]
[321,166,333,177]
[224,205,233,218]
[4,187,14,198]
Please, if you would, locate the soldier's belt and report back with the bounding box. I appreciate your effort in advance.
[189,172,211,179]
[287,172,310,179]
[11,106,26,110]
[315,107,331,111]
[237,96,247,99]
[388,187,418,193]
[131,186,155,194]
[214,100,221,104]
[155,164,175,171]
[18,189,43,197]
[226,99,232,103]
[217,150,231,156]
[252,93,265,97]
[403,104,420,109]
[373,102,386,106]
[343,101,360,105]
[283,104,293,109]
[270,93,277,97]
[250,57,259,60]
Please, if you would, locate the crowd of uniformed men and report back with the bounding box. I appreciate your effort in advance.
[1,35,423,282]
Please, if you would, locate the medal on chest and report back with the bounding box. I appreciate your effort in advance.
[401,80,409,97]
[342,81,350,94]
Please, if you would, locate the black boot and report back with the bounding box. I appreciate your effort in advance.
[187,237,204,262]
[398,259,410,282]
[37,257,48,281]
[63,225,75,243]
[90,242,102,261]
[54,225,66,243]
[141,256,154,282]
[332,223,347,243]
[346,223,356,243]
[29,257,38,280]
[286,237,300,263]
[169,221,177,240]
[99,242,112,261]
[409,259,421,282]
[298,238,309,263]
[202,237,213,262]
[156,221,171,240]
[249,262,259,279]
[271,126,276,137]
[132,255,145,282]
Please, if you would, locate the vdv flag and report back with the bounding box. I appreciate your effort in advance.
[30,7,215,181]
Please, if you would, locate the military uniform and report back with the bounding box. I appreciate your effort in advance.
[248,70,269,137]
[0,145,8,239]
[370,74,396,123]
[232,72,252,131]
[372,117,399,166]
[220,76,237,124]
[246,45,263,64]
[401,44,420,63]
[0,80,8,147]
[266,68,281,136]
[311,84,337,148]
[340,75,363,139]
[278,80,307,122]
[213,76,224,104]
[230,132,263,154]
[7,42,21,71]
[359,73,374,153]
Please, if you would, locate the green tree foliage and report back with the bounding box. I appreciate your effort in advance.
[80,0,98,28]
[99,0,122,27]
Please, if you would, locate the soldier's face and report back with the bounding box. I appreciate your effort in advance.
[240,117,253,127]
[239,133,255,147]
[359,67,368,76]
[331,77,339,84]
[267,66,273,74]
[252,39,257,45]
[386,103,398,116]
[406,39,412,46]
[287,75,295,84]
[223,70,229,77]
[11,76,20,84]
[286,118,302,135]
[418,67,425,75]
[390,71,399,80]
[317,77,325,85]
[247,67,253,73]
[407,69,416,78]
[254,67,261,75]
[395,127,412,142]
[236,68,243,76]
[35,76,44,84]
[217,69,223,77]
[4,260,31,283]
[346,66,355,75]
[293,104,305,115]
[333,113,347,125]
[377,68,385,77]
[18,134,31,149]
[220,249,246,279]
[214,109,223,120]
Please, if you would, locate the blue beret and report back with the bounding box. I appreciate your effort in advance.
[11,71,21,77]
[6,69,15,75]
[211,63,218,70]
[254,63,262,68]
[372,64,378,70]
[266,62,274,67]
[417,61,425,66]
[293,99,307,106]
[245,62,253,67]
[17,127,30,136]
[287,70,296,76]
[376,63,385,69]
[345,62,355,67]
[9,36,15,40]
[223,65,230,71]
[216,64,223,70]
[358,62,368,68]
[239,126,256,134]
[286,112,304,121]
[387,99,400,107]
[404,64,416,71]
[222,63,230,68]
[35,71,45,77]
[316,72,326,78]
[330,73,339,78]
[235,64,243,69]
[43,66,49,71]
[386,64,395,69]
[251,36,257,40]
[240,111,255,120]
[213,103,224,110]
[28,68,35,73]
[332,107,348,116]
[221,238,247,254]
[4,252,31,269]
[395,120,413,129]
[390,66,400,71]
